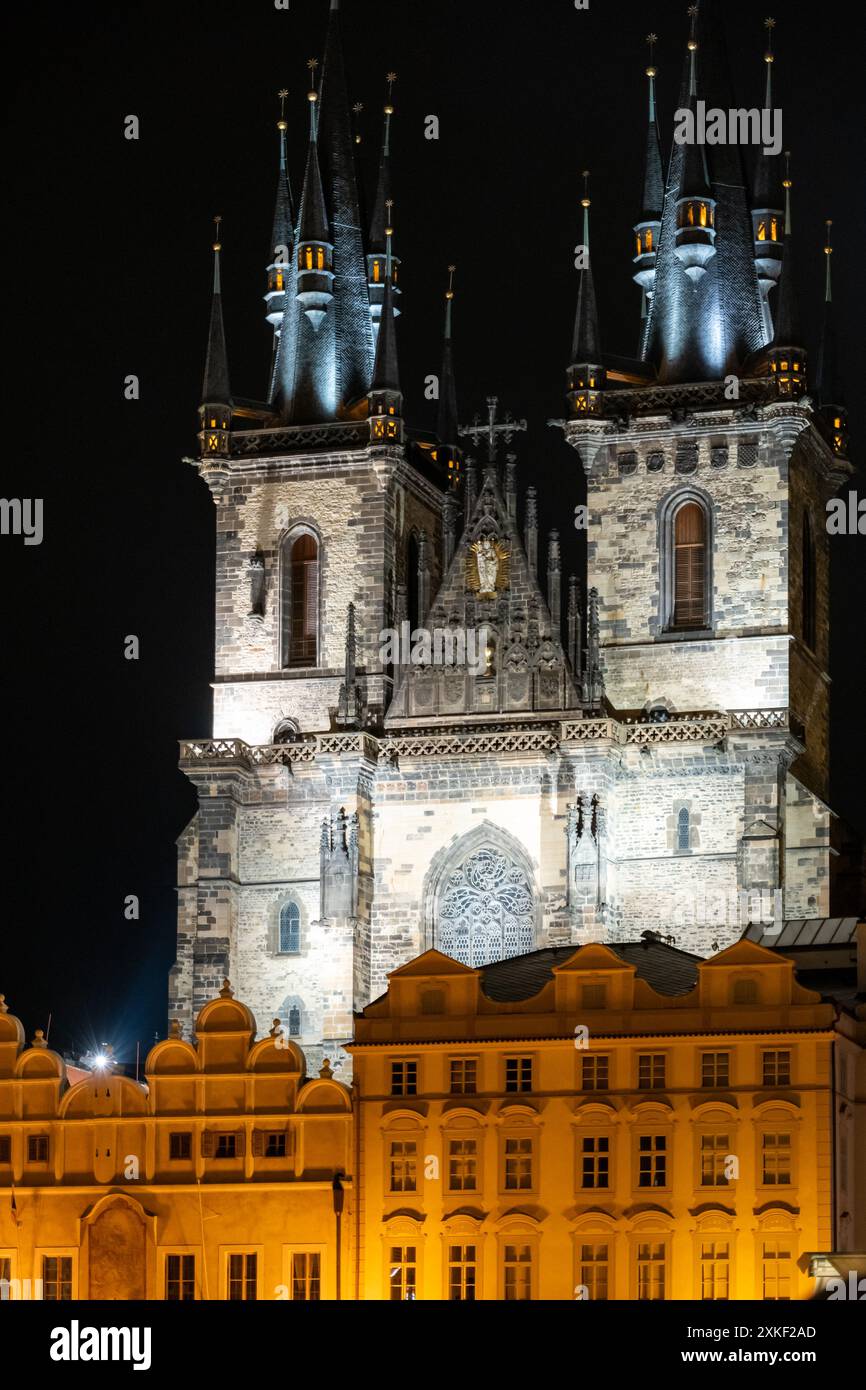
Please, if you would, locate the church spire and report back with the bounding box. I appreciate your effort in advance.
[295,63,334,331]
[633,34,664,324]
[815,220,848,455]
[752,19,784,341]
[368,205,402,443]
[266,89,295,390]
[436,265,461,488]
[767,153,806,397]
[368,73,401,340]
[567,172,605,416]
[673,8,717,282]
[199,218,232,457]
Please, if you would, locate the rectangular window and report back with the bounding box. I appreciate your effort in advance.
[27,1135,49,1163]
[762,1240,792,1300]
[762,1051,791,1086]
[504,1057,533,1093]
[761,1133,792,1185]
[291,1252,321,1301]
[447,1139,478,1193]
[700,1135,730,1187]
[637,1135,667,1188]
[447,1243,478,1302]
[388,1245,417,1302]
[700,1241,730,1300]
[0,1257,12,1299]
[391,1060,418,1097]
[701,1052,730,1088]
[42,1256,72,1301]
[389,1140,417,1194]
[504,1137,534,1191]
[214,1134,237,1160]
[637,1054,666,1089]
[165,1253,196,1301]
[169,1132,191,1161]
[503,1244,533,1301]
[264,1133,287,1158]
[0,1138,10,1165]
[449,1059,477,1095]
[227,1252,257,1301]
[636,1243,666,1301]
[580,1136,610,1190]
[578,1243,609,1301]
[581,1055,610,1091]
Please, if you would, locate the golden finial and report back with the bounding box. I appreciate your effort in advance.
[687,3,698,50]
[446,264,456,300]
[278,88,289,130]
[212,214,222,253]
[764,15,775,63]
[782,150,792,189]
[646,32,658,78]
[307,57,319,101]
[581,170,591,209]
[824,219,833,255]
[385,196,394,237]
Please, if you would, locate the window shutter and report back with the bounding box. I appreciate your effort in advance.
[235,1130,246,1158]
[252,1131,264,1157]
[201,1130,214,1158]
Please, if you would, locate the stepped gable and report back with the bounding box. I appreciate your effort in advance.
[388,467,578,722]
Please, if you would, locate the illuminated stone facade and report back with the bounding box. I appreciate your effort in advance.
[174,0,853,1071]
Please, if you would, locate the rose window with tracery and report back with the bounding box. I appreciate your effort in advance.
[438,847,534,966]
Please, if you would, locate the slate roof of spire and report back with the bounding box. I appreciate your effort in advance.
[641,112,665,222]
[772,233,802,348]
[643,0,766,383]
[371,272,399,394]
[297,105,330,246]
[274,0,375,424]
[436,294,459,447]
[270,128,294,263]
[369,107,392,254]
[201,247,231,405]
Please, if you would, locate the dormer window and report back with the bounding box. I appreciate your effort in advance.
[373,260,381,283]
[644,229,653,252]
[757,220,767,241]
[770,216,779,240]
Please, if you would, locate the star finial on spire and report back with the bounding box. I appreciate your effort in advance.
[212,214,222,252]
[581,170,591,209]
[278,88,289,125]
[446,264,456,301]
[646,32,658,77]
[307,56,319,101]
[764,16,775,63]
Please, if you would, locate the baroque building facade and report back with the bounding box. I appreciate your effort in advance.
[171,0,852,1072]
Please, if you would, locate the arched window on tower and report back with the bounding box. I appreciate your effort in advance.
[279,901,301,954]
[407,532,421,632]
[281,530,319,669]
[673,502,707,629]
[677,808,691,852]
[434,840,535,967]
[288,1006,301,1037]
[802,511,816,652]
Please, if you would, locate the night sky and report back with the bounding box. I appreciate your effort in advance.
[2,0,863,1062]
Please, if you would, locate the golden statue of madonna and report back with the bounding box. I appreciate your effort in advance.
[467,535,510,599]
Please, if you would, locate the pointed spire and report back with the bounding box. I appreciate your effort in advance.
[771,153,801,348]
[370,206,400,394]
[571,172,601,363]
[270,88,295,269]
[297,63,329,247]
[640,34,664,222]
[437,265,460,468]
[369,73,396,252]
[815,221,847,454]
[368,74,401,337]
[201,217,231,406]
[753,19,781,209]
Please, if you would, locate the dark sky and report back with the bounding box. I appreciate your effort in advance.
[1,0,863,1062]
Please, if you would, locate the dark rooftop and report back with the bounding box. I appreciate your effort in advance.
[480,937,703,1004]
